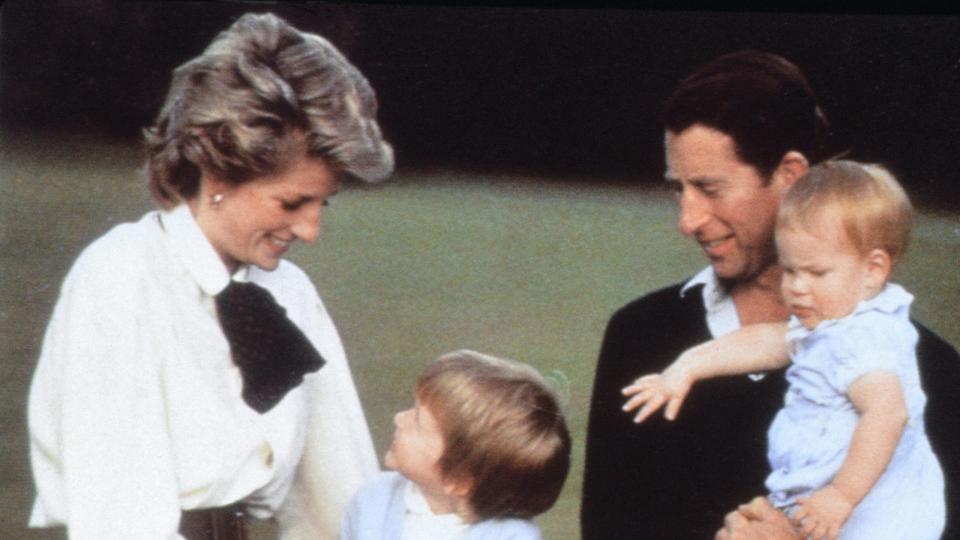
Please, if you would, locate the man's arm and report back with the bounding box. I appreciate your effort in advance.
[582,288,717,539]
[582,307,648,539]
[915,323,960,538]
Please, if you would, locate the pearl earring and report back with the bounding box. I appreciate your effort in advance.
[211,193,224,206]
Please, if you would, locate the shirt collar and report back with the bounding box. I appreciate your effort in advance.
[787,282,913,338]
[402,480,465,523]
[681,266,741,338]
[680,265,717,299]
[160,204,250,296]
[858,282,913,315]
[403,480,432,514]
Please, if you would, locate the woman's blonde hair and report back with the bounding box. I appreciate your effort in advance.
[778,160,913,267]
[416,350,571,521]
[144,12,393,208]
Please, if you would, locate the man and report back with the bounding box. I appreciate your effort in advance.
[715,497,798,540]
[581,50,960,539]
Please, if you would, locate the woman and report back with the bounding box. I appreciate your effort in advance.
[27,13,393,539]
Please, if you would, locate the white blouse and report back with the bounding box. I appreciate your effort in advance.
[28,204,379,539]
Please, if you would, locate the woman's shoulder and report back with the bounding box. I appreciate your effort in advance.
[66,212,164,289]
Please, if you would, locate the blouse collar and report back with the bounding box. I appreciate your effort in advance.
[160,204,250,296]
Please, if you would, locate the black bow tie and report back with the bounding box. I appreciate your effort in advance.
[215,280,325,413]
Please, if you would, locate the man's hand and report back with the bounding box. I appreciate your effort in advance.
[715,496,799,540]
[794,485,854,540]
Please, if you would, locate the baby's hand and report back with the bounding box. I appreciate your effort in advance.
[621,364,693,423]
[793,485,854,540]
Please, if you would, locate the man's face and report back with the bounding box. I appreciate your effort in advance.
[664,124,789,283]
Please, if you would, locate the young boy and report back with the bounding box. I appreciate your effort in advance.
[623,161,944,539]
[340,349,571,539]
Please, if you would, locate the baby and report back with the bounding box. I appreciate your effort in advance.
[341,349,571,539]
[624,161,944,539]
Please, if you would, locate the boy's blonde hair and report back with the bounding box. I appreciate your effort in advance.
[777,160,913,267]
[416,350,571,521]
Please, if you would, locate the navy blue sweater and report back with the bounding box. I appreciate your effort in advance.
[582,282,960,539]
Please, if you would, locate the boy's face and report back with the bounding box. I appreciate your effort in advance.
[385,398,450,495]
[777,215,878,330]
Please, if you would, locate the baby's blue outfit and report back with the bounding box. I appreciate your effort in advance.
[340,471,542,540]
[766,283,944,539]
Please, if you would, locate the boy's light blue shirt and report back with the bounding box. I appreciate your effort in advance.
[767,283,944,539]
[340,472,542,540]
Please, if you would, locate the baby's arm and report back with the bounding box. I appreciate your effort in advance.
[622,322,790,423]
[794,371,907,540]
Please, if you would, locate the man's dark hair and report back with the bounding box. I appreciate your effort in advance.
[662,50,830,180]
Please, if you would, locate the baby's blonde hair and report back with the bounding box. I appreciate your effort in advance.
[777,160,913,267]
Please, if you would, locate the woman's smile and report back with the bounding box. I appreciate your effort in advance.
[195,154,338,273]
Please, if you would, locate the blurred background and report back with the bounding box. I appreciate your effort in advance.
[2,2,959,539]
[4,2,960,203]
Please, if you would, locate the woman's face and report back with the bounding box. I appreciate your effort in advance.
[195,154,339,273]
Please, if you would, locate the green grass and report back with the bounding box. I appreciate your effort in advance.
[2,132,958,539]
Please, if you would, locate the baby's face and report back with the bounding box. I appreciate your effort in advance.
[776,217,875,330]
[384,398,449,494]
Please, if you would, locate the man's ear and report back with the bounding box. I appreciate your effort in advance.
[864,248,892,290]
[772,151,809,191]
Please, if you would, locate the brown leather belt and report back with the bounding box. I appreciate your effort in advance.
[179,504,248,540]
